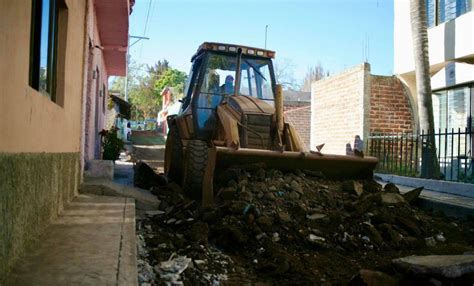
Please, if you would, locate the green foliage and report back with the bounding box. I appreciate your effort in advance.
[107,98,115,110]
[109,60,186,121]
[149,59,170,76]
[154,68,187,97]
[99,129,124,161]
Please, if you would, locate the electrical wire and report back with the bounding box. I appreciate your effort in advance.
[139,0,153,57]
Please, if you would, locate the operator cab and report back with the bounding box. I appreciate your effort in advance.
[180,42,277,139]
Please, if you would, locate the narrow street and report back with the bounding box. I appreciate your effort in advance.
[3,1,474,285]
[131,131,166,173]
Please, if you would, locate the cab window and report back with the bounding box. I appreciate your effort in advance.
[239,58,274,101]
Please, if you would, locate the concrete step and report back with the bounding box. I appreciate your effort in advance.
[5,194,138,286]
[80,178,160,211]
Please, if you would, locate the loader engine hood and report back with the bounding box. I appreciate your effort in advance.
[227,95,275,116]
[226,95,275,149]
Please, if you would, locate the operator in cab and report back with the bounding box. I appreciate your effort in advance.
[220,75,234,95]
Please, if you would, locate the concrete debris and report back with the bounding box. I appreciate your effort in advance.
[134,161,168,190]
[308,234,326,243]
[290,180,303,194]
[378,193,406,205]
[392,255,474,279]
[343,181,364,196]
[425,237,437,247]
[402,187,423,204]
[137,166,474,284]
[348,269,399,286]
[306,213,326,220]
[435,233,446,243]
[145,210,165,216]
[383,183,400,194]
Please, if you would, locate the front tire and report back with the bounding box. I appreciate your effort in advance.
[183,140,208,199]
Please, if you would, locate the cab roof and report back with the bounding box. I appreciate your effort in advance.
[191,42,276,62]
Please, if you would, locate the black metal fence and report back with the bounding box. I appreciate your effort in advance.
[366,128,474,183]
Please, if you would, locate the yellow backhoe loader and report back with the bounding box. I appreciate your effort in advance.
[165,42,377,204]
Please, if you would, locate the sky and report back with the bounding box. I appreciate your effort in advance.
[128,0,394,84]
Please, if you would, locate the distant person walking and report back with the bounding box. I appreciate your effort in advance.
[126,122,132,141]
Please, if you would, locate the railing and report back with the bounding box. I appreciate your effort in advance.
[366,128,474,183]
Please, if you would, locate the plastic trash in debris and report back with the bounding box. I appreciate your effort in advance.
[242,204,260,216]
[435,233,446,242]
[155,253,192,286]
[272,232,280,242]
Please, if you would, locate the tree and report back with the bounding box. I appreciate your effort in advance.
[148,59,170,77]
[154,68,187,99]
[274,58,299,90]
[128,74,160,121]
[301,63,328,92]
[109,60,145,98]
[109,60,164,121]
[409,0,440,178]
[108,60,186,121]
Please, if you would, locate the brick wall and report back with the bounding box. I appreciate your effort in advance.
[311,63,369,155]
[284,104,311,150]
[369,75,414,134]
[284,101,310,111]
[310,63,415,155]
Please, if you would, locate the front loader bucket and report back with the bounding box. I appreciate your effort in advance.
[215,147,377,179]
[201,147,378,205]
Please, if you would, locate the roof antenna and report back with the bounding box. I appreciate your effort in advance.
[265,25,269,49]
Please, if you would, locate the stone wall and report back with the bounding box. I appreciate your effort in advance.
[369,75,414,134]
[284,104,311,150]
[311,64,370,155]
[0,153,80,281]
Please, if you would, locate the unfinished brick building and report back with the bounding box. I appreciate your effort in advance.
[283,90,311,150]
[311,63,415,155]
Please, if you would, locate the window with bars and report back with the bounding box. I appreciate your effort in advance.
[433,84,473,159]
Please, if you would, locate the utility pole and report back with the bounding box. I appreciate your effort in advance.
[124,35,149,102]
[264,25,268,49]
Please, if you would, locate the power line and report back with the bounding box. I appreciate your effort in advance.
[140,0,153,57]
[143,0,153,36]
[149,0,157,29]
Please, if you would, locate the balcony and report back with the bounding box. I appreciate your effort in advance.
[95,0,134,76]
[394,5,473,76]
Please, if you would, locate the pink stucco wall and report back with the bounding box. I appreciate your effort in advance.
[81,1,110,167]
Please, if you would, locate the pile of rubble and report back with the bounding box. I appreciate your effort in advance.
[137,164,474,285]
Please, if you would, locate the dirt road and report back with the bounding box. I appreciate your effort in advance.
[131,130,166,173]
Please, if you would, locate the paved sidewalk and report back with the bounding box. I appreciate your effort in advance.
[5,194,137,286]
[378,181,474,217]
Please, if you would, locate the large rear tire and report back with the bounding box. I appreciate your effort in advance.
[183,140,208,199]
[164,124,183,184]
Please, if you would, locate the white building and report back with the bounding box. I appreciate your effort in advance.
[395,0,473,180]
[394,0,473,132]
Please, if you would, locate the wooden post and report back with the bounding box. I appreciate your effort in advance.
[275,84,284,133]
